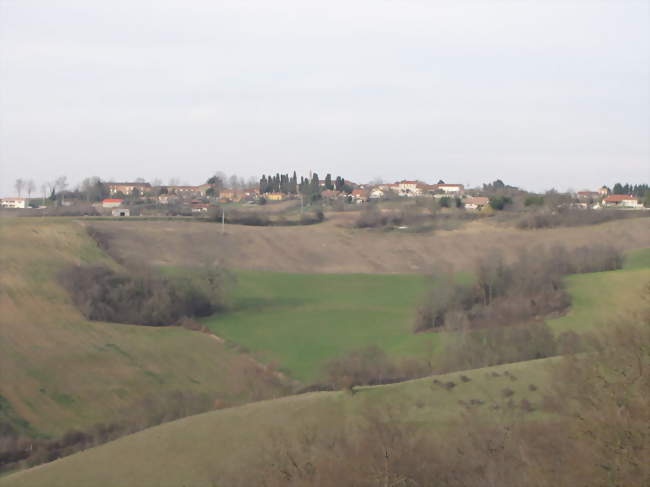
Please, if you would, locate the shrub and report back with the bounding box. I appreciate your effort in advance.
[59,265,229,326]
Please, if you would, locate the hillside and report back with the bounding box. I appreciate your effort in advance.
[0,219,288,437]
[0,356,556,487]
[88,216,650,273]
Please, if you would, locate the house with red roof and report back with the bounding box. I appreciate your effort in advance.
[102,198,124,208]
[603,194,642,208]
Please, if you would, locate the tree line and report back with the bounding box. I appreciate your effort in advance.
[610,182,648,197]
[259,172,351,197]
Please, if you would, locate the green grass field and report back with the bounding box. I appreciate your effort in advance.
[0,356,556,487]
[201,271,441,383]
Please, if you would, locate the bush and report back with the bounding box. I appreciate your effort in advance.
[59,265,229,326]
[415,244,623,334]
[515,209,647,230]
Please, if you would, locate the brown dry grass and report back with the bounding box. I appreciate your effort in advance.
[88,216,650,274]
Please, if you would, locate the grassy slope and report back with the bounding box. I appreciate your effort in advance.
[548,248,650,334]
[0,356,555,487]
[0,219,286,437]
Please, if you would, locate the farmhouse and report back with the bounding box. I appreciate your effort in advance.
[166,185,207,198]
[464,196,489,210]
[265,193,285,201]
[433,183,464,195]
[397,181,420,196]
[102,198,123,208]
[191,203,210,213]
[106,182,151,196]
[603,194,642,208]
[1,197,27,209]
[577,191,601,201]
[350,189,369,203]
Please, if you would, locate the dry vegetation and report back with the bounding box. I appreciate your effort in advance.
[86,216,650,273]
[220,300,650,487]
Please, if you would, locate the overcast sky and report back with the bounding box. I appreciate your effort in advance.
[0,0,648,196]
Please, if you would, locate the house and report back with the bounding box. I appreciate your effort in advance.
[165,185,206,198]
[350,189,369,203]
[102,198,123,208]
[464,196,489,210]
[106,182,151,196]
[577,191,601,201]
[433,183,464,195]
[397,181,420,196]
[157,194,179,205]
[219,189,238,201]
[369,188,385,199]
[603,195,642,208]
[320,189,342,200]
[265,193,285,201]
[0,197,26,209]
[191,203,210,213]
[111,208,130,217]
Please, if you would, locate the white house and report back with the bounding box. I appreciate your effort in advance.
[434,184,464,195]
[111,208,130,217]
[1,197,27,209]
[397,181,419,196]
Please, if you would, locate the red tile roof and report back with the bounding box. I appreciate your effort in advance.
[102,198,123,203]
[604,194,637,202]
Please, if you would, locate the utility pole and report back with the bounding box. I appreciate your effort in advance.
[221,207,225,235]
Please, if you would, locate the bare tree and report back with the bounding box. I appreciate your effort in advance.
[54,176,68,193]
[26,180,36,201]
[14,178,25,197]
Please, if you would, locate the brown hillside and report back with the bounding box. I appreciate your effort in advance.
[88,216,650,273]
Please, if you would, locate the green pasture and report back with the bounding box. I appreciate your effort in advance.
[202,271,441,383]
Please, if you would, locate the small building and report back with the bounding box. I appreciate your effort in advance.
[265,193,286,201]
[157,194,179,205]
[577,191,601,201]
[111,208,130,217]
[434,184,464,195]
[369,188,385,199]
[191,203,210,213]
[464,196,489,210]
[351,189,369,203]
[0,197,27,209]
[603,195,642,208]
[102,198,124,208]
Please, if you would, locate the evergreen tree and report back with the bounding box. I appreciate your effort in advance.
[325,173,333,190]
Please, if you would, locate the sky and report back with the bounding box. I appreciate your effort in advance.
[0,0,648,197]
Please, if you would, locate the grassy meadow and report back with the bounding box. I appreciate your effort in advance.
[200,271,439,382]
